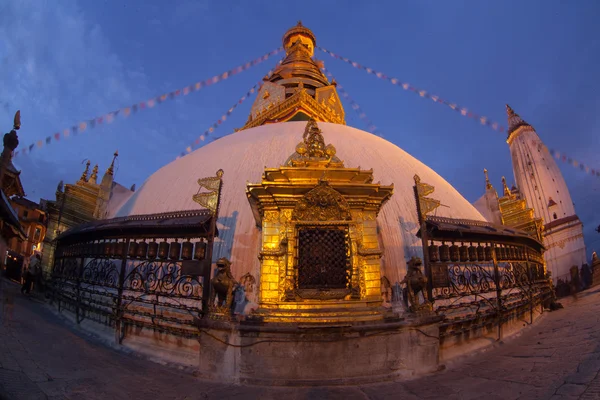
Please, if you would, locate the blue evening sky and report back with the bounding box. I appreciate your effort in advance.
[1,0,599,254]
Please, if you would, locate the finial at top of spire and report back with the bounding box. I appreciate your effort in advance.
[282,21,316,54]
[484,168,493,190]
[79,160,90,182]
[505,103,532,137]
[106,150,118,176]
[13,110,21,130]
[89,164,99,184]
[501,176,512,198]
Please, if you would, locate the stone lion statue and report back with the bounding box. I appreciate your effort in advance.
[210,257,238,312]
[400,256,433,314]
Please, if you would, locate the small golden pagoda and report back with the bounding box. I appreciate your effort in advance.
[242,22,345,129]
[246,120,393,323]
[497,175,544,242]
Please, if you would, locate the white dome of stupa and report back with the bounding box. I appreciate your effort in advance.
[114,121,484,285]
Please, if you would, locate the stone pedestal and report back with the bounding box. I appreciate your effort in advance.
[196,317,442,385]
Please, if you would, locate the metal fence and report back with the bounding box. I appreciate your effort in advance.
[48,205,218,342]
[418,217,553,340]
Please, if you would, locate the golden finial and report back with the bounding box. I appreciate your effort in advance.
[501,176,511,197]
[106,150,118,175]
[13,110,21,130]
[79,160,90,182]
[89,164,99,184]
[484,168,493,190]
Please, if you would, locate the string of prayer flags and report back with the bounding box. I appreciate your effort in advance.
[318,46,599,179]
[13,48,283,159]
[321,67,383,138]
[175,59,284,159]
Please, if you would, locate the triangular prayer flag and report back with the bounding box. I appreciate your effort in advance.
[45,136,51,144]
[79,122,87,131]
[54,133,60,140]
[29,144,34,151]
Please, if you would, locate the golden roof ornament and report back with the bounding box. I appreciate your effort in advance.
[79,160,91,182]
[282,21,316,55]
[192,169,224,215]
[13,110,21,130]
[484,168,493,190]
[89,164,99,184]
[501,176,513,198]
[413,174,441,224]
[284,120,342,167]
[106,150,118,175]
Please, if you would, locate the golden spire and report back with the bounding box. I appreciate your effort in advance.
[501,176,512,198]
[242,23,345,130]
[89,164,99,184]
[282,21,316,56]
[79,160,91,182]
[484,168,493,190]
[106,150,118,176]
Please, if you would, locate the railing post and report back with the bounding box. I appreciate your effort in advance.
[420,221,434,302]
[525,254,534,325]
[492,245,502,341]
[114,238,129,344]
[75,256,84,324]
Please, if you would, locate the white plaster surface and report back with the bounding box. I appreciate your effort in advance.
[509,126,587,279]
[115,122,485,284]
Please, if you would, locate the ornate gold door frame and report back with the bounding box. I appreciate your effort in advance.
[281,220,363,301]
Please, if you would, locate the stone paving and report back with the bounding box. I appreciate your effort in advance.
[2,278,600,399]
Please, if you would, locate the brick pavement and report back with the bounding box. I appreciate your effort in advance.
[2,278,600,399]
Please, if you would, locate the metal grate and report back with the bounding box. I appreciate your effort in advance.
[297,227,350,289]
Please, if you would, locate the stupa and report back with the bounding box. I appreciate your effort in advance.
[51,23,550,385]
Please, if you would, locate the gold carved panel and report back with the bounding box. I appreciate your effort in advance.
[315,86,344,119]
[251,82,285,120]
[292,183,351,222]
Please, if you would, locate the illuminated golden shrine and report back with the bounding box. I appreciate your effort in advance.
[242,22,345,129]
[246,120,393,322]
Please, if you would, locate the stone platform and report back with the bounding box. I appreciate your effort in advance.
[196,315,442,385]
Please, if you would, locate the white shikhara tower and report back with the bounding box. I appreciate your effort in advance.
[506,104,586,280]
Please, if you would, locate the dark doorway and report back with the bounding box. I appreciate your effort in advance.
[5,251,24,282]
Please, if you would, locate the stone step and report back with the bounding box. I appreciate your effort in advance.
[258,308,382,317]
[260,312,384,324]
[260,300,380,310]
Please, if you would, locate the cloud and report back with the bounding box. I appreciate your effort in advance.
[0,0,148,201]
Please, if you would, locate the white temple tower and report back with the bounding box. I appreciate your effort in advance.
[506,104,586,281]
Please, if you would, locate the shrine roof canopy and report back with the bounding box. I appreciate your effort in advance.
[55,209,216,244]
[418,215,544,252]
